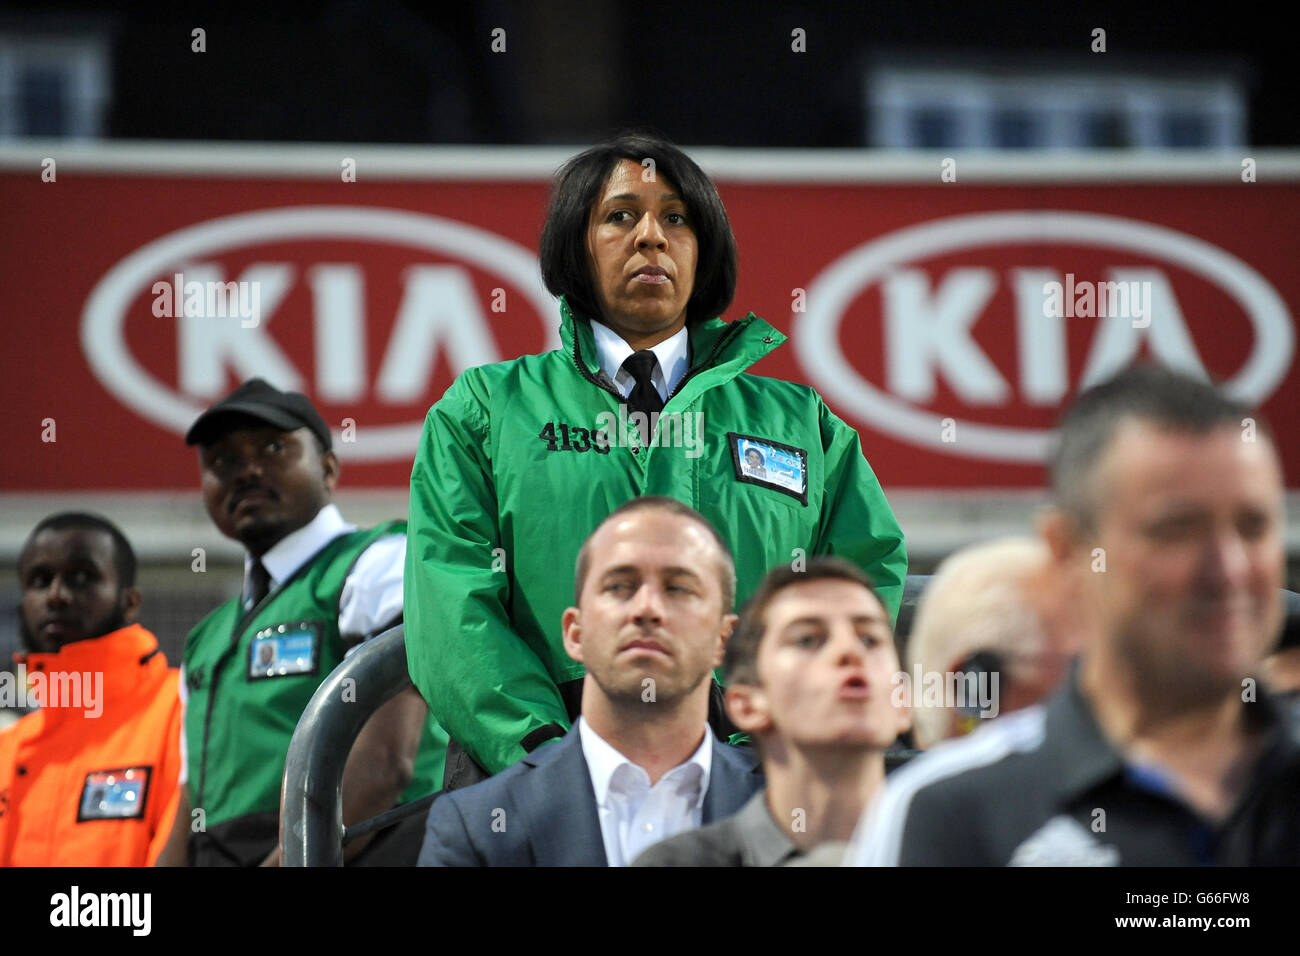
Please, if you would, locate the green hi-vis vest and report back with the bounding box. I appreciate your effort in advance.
[183,522,446,842]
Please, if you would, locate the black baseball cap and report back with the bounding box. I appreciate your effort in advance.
[185,378,332,451]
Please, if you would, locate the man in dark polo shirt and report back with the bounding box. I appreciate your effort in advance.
[850,366,1299,866]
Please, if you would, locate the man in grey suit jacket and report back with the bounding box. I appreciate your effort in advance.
[419,721,761,866]
[633,556,909,866]
[419,496,763,866]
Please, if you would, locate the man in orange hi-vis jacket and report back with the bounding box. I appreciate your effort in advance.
[0,512,182,866]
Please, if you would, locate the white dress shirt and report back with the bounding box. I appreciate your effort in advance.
[177,503,405,783]
[589,318,690,404]
[577,716,713,867]
[239,502,405,639]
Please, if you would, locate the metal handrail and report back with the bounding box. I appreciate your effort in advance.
[280,623,432,867]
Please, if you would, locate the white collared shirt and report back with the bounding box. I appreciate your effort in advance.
[578,716,712,867]
[589,318,689,404]
[236,502,405,639]
[177,503,405,783]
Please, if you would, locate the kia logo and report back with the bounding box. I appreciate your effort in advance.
[796,211,1294,462]
[81,206,559,461]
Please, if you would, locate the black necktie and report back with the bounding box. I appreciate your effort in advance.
[246,559,271,609]
[621,351,663,447]
[622,350,664,418]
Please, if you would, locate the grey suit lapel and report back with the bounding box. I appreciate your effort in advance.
[511,730,608,866]
[702,738,763,824]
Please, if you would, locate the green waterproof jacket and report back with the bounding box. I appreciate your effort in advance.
[405,298,907,774]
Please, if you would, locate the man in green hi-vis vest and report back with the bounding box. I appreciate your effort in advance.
[155,379,446,867]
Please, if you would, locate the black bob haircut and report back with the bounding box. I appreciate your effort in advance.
[538,130,739,326]
[19,511,138,589]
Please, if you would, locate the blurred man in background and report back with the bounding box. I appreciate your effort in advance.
[906,537,1080,748]
[634,557,909,866]
[1,513,181,866]
[851,365,1299,866]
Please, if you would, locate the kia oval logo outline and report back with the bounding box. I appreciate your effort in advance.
[796,210,1294,462]
[81,205,560,461]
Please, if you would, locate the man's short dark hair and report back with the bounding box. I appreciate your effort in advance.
[573,495,736,609]
[19,512,137,589]
[725,557,883,687]
[1050,363,1270,531]
[538,130,738,326]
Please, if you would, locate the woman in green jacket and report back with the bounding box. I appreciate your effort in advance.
[406,131,907,781]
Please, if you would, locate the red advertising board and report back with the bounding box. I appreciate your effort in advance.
[2,147,1297,492]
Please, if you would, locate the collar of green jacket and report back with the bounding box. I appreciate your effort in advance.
[558,295,789,405]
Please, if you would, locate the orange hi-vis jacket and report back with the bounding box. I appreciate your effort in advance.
[0,624,182,866]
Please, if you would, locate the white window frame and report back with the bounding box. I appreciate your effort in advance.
[0,33,110,139]
[866,66,1246,149]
